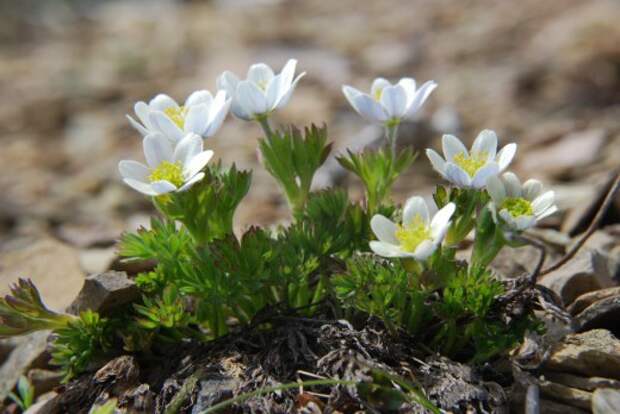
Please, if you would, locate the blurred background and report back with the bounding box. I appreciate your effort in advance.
[0,0,618,308]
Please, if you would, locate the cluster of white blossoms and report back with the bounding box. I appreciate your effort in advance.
[118,57,557,261]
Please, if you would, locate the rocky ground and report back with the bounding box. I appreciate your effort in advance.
[0,0,619,412]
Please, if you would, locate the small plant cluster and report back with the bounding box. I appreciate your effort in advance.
[1,60,556,384]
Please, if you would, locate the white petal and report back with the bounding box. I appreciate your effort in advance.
[430,202,455,240]
[236,80,268,116]
[404,80,437,119]
[370,215,399,245]
[216,71,240,96]
[265,74,282,109]
[514,215,537,231]
[412,240,437,261]
[397,77,417,102]
[123,178,158,196]
[151,180,178,194]
[371,78,391,98]
[342,85,363,108]
[278,59,298,89]
[173,133,202,165]
[496,143,517,172]
[149,94,179,111]
[143,133,173,168]
[486,175,506,205]
[149,111,184,142]
[177,172,205,192]
[184,104,209,136]
[471,129,498,161]
[126,114,150,136]
[273,72,305,109]
[502,172,522,197]
[247,63,275,85]
[442,134,468,162]
[403,196,430,226]
[119,160,150,181]
[185,90,213,107]
[380,84,408,118]
[471,162,499,188]
[445,163,472,187]
[537,205,558,221]
[369,241,405,258]
[351,94,389,123]
[532,191,555,215]
[184,150,214,178]
[426,149,447,177]
[522,179,544,201]
[204,94,231,137]
[134,101,153,129]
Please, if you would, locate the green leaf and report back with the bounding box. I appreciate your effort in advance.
[258,124,332,216]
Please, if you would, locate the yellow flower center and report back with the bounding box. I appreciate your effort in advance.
[163,106,187,129]
[453,151,488,177]
[373,87,384,101]
[501,197,533,218]
[395,215,431,252]
[149,161,184,187]
[256,79,269,91]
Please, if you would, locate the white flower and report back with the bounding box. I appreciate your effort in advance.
[127,90,231,142]
[486,172,557,231]
[370,197,456,260]
[119,132,213,196]
[342,77,437,125]
[216,59,305,121]
[426,130,517,189]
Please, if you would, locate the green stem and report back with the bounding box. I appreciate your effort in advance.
[257,116,274,138]
[386,122,400,161]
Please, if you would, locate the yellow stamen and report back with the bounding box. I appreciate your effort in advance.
[149,161,184,188]
[395,215,431,252]
[501,197,533,217]
[373,87,384,101]
[453,151,488,177]
[164,106,186,129]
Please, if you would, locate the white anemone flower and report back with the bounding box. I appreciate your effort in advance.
[216,59,306,121]
[127,90,231,142]
[119,132,214,196]
[370,197,456,260]
[426,130,517,189]
[486,172,557,231]
[342,77,437,125]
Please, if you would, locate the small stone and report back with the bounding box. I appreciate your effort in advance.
[574,296,620,336]
[79,247,117,274]
[544,372,620,392]
[67,271,138,315]
[0,238,85,312]
[539,379,592,410]
[569,287,620,315]
[592,388,620,414]
[539,249,614,306]
[28,368,63,396]
[545,329,620,380]
[0,331,51,400]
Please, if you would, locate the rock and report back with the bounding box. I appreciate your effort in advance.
[54,221,122,248]
[79,247,117,274]
[538,398,588,414]
[191,375,239,414]
[0,238,85,312]
[0,331,51,400]
[539,379,592,410]
[544,372,620,392]
[569,287,620,315]
[545,330,620,380]
[27,369,63,396]
[574,296,620,336]
[67,271,138,315]
[592,388,620,414]
[519,129,606,178]
[539,249,615,306]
